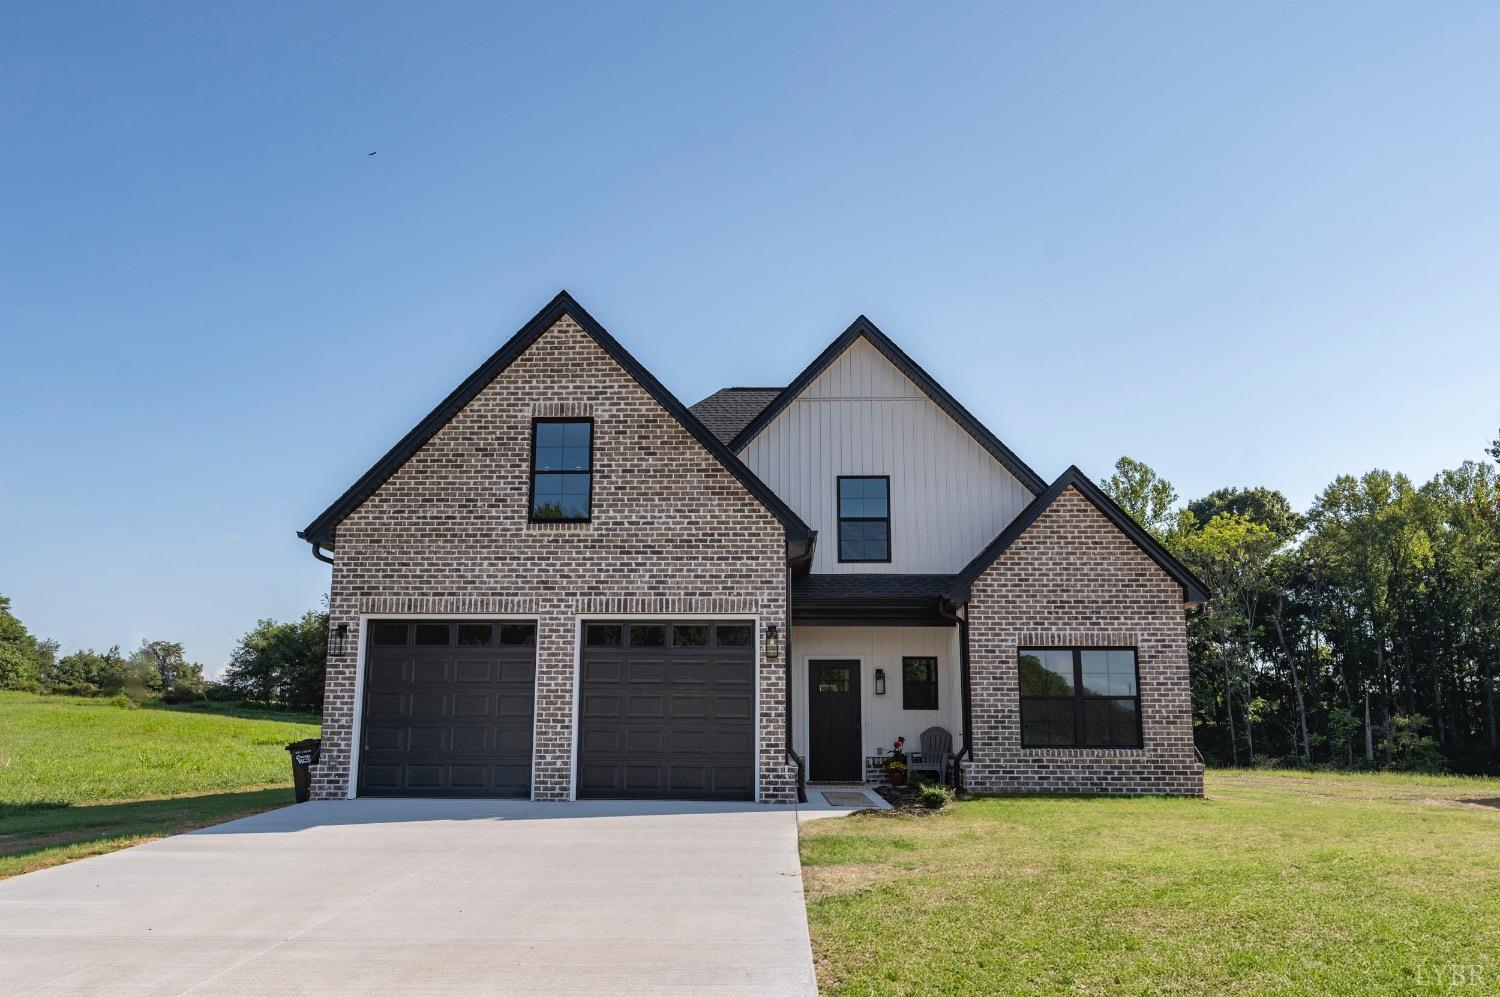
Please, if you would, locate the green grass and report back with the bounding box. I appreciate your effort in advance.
[801,769,1500,995]
[0,691,320,877]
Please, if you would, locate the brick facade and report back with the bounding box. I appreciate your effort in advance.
[313,315,796,803]
[963,486,1204,796]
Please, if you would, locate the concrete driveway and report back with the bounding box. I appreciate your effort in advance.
[0,793,878,995]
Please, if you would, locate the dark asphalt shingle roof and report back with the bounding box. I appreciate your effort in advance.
[792,574,958,601]
[689,387,783,445]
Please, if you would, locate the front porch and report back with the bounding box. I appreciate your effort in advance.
[790,623,963,786]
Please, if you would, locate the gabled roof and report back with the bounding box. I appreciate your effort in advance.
[299,291,814,548]
[947,466,1212,605]
[689,387,783,444]
[727,315,1048,494]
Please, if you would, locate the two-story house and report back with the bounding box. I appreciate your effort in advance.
[298,292,1208,804]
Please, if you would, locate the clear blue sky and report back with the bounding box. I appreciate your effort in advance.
[3,4,1497,674]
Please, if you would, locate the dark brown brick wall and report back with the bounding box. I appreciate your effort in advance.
[963,486,1204,796]
[313,315,795,802]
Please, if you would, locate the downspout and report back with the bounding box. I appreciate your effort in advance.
[785,563,807,802]
[310,541,334,565]
[939,599,971,793]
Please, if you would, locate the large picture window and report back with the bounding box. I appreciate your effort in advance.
[1018,648,1140,748]
[530,419,592,521]
[837,476,890,562]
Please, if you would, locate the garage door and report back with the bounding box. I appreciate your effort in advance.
[577,620,755,800]
[358,620,535,797]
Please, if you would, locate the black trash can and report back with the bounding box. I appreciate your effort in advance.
[285,738,321,803]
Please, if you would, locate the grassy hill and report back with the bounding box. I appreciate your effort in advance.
[0,691,320,877]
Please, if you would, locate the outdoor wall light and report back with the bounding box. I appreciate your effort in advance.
[330,623,349,657]
[764,624,780,661]
[874,668,886,695]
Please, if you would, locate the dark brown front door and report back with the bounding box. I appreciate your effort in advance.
[577,620,755,800]
[358,620,536,797]
[808,659,862,782]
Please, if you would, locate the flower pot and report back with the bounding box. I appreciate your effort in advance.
[887,770,907,787]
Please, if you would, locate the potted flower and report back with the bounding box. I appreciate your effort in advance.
[885,736,908,786]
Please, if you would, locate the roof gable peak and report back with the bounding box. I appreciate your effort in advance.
[299,291,812,549]
[948,465,1211,605]
[729,314,1046,494]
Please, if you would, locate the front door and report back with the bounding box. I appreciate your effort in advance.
[808,659,862,781]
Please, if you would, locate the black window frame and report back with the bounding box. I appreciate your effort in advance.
[901,656,939,711]
[1018,647,1143,749]
[528,417,594,523]
[836,475,891,563]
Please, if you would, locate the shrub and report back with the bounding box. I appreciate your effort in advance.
[201,681,239,702]
[161,683,205,705]
[1380,715,1448,774]
[917,781,953,810]
[48,681,102,698]
[107,692,139,710]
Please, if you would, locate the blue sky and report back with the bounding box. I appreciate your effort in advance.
[3,3,1497,673]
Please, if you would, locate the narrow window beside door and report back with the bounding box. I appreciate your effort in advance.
[902,656,938,710]
[530,419,592,522]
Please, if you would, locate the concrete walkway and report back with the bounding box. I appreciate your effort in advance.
[0,790,883,995]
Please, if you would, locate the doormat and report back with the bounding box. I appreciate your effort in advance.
[822,791,875,807]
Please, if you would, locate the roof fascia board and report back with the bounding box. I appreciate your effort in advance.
[299,291,812,546]
[728,316,1047,494]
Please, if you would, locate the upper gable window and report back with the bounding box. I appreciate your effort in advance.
[837,476,890,562]
[531,419,592,522]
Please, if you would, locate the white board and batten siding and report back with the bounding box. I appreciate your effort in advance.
[792,626,962,768]
[739,338,1033,573]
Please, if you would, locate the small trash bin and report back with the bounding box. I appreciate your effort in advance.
[286,738,321,803]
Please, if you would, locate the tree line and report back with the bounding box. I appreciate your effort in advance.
[0,597,328,712]
[0,600,208,702]
[1102,432,1500,774]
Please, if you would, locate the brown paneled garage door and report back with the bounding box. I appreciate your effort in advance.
[358,620,535,797]
[578,620,755,800]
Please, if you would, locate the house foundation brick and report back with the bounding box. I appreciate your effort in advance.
[311,316,795,803]
[963,486,1204,796]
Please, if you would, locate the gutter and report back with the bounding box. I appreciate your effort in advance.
[310,541,334,565]
[939,599,971,793]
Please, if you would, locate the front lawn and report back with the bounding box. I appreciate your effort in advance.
[801,769,1500,995]
[0,691,320,877]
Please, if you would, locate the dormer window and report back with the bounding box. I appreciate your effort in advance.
[530,419,592,521]
[837,475,889,562]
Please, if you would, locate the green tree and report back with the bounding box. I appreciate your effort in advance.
[50,645,129,692]
[0,594,56,690]
[1188,487,1303,543]
[224,609,328,711]
[137,639,203,694]
[1101,456,1181,540]
[1176,513,1282,764]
